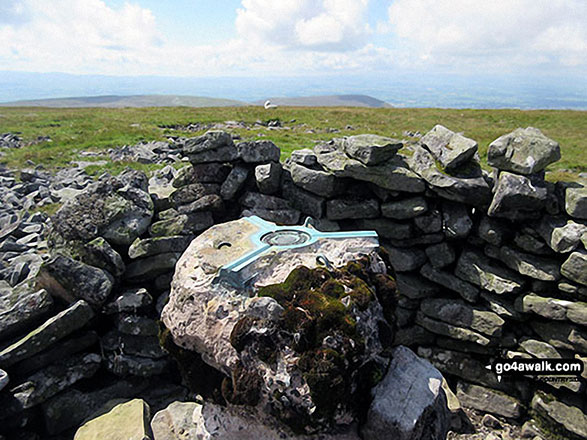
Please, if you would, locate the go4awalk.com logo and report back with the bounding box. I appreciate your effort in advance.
[486,358,584,382]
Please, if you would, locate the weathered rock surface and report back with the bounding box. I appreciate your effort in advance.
[488,127,561,174]
[361,346,450,440]
[516,293,587,326]
[381,197,428,219]
[237,140,280,163]
[255,162,281,194]
[326,198,379,220]
[0,284,53,340]
[488,172,548,220]
[183,131,237,163]
[342,134,402,165]
[456,382,522,419]
[36,255,113,307]
[74,398,152,440]
[173,163,231,186]
[0,300,94,367]
[129,236,193,259]
[421,125,478,171]
[220,165,249,200]
[290,162,343,197]
[531,391,587,440]
[538,216,586,253]
[51,173,154,245]
[561,251,587,286]
[421,263,479,302]
[565,186,587,219]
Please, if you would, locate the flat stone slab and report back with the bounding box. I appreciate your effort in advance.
[421,125,478,171]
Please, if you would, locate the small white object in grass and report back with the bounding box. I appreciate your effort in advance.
[264,100,277,109]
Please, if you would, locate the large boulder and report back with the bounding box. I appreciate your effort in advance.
[183,130,238,164]
[341,134,402,165]
[488,127,561,174]
[161,217,395,432]
[51,172,153,246]
[420,125,478,171]
[488,171,548,220]
[361,346,450,440]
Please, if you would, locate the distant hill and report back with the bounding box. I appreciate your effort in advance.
[256,95,393,108]
[0,94,247,108]
[0,93,392,108]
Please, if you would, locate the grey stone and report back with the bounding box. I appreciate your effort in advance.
[382,197,428,219]
[362,346,450,440]
[184,131,238,163]
[455,248,525,294]
[82,237,125,277]
[417,347,506,391]
[1,353,100,413]
[129,236,193,259]
[149,212,214,237]
[356,218,413,240]
[488,127,561,174]
[500,246,560,281]
[425,242,455,268]
[241,208,300,225]
[421,263,479,302]
[415,210,442,233]
[51,174,154,245]
[393,325,436,346]
[421,125,478,170]
[172,162,231,186]
[326,198,379,220]
[124,252,182,282]
[565,186,587,219]
[281,177,324,218]
[237,140,280,163]
[290,148,317,167]
[442,202,472,239]
[488,172,548,220]
[420,298,504,337]
[343,134,402,165]
[102,331,167,359]
[561,251,587,286]
[409,145,491,206]
[480,291,524,321]
[151,401,200,440]
[240,192,291,210]
[105,353,169,377]
[477,217,510,246]
[531,321,587,353]
[516,293,587,326]
[415,312,492,346]
[290,162,343,197]
[169,183,220,207]
[531,391,587,440]
[456,382,522,419]
[103,288,153,314]
[0,300,94,368]
[514,230,551,255]
[255,162,281,194]
[220,165,249,199]
[176,194,224,214]
[538,216,586,253]
[315,142,425,193]
[0,285,53,341]
[396,273,440,299]
[388,246,427,272]
[116,315,159,336]
[36,255,113,307]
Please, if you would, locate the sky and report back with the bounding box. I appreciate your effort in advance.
[0,0,586,79]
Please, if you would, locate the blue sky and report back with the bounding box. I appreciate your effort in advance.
[0,0,585,80]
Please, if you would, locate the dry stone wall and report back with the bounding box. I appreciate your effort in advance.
[0,124,585,439]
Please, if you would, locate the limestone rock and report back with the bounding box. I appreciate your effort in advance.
[565,186,587,219]
[531,391,587,440]
[151,401,200,440]
[74,398,152,440]
[326,198,379,220]
[255,162,281,194]
[184,131,238,163]
[561,251,587,286]
[36,254,113,307]
[170,183,220,207]
[455,248,525,292]
[51,174,154,245]
[381,197,428,219]
[456,382,522,419]
[420,298,504,337]
[0,300,94,368]
[0,284,53,341]
[415,312,492,346]
[421,125,478,170]
[105,353,169,378]
[488,172,548,220]
[103,288,153,314]
[516,293,587,326]
[82,237,125,277]
[290,148,318,167]
[290,162,343,197]
[421,263,479,302]
[342,134,402,165]
[315,141,425,193]
[531,321,587,353]
[129,236,193,259]
[409,145,490,206]
[237,140,280,163]
[149,212,214,237]
[220,165,249,200]
[362,345,450,440]
[176,194,224,215]
[488,127,561,174]
[537,216,586,253]
[172,162,231,186]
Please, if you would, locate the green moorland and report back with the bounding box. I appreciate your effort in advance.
[0,106,585,181]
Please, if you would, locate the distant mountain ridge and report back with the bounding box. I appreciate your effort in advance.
[0,94,391,108]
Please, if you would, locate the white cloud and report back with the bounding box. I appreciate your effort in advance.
[387,0,587,69]
[236,0,370,51]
